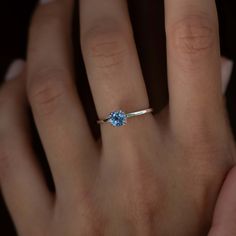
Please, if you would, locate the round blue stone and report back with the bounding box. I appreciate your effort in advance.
[108,110,127,127]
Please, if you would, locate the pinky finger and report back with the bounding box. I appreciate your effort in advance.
[0,60,53,235]
[208,166,236,236]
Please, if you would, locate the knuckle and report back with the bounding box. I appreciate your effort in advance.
[28,67,68,115]
[118,159,161,222]
[178,127,218,153]
[167,15,216,63]
[29,9,62,55]
[31,5,62,35]
[81,22,129,71]
[176,125,233,166]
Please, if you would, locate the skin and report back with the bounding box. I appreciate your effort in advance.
[0,0,235,235]
[209,166,236,236]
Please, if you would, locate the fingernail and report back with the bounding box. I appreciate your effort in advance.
[5,59,25,81]
[221,57,234,93]
[40,0,54,4]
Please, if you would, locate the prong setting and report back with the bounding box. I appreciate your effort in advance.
[108,110,127,127]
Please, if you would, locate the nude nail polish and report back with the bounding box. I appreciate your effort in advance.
[221,57,234,93]
[5,59,25,81]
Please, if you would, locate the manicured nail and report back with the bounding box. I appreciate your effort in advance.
[5,59,25,81]
[40,0,54,4]
[221,57,234,93]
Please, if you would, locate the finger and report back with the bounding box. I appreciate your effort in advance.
[80,0,151,133]
[0,60,52,234]
[27,0,97,194]
[165,0,223,131]
[221,57,233,94]
[208,166,236,236]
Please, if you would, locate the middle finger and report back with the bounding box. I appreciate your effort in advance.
[27,0,97,193]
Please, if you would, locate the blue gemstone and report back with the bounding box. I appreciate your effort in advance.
[108,110,127,127]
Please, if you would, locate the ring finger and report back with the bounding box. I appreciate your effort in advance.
[80,0,153,141]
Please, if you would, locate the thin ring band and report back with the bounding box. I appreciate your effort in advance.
[97,108,153,127]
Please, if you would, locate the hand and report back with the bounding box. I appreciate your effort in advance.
[0,0,235,236]
[208,166,236,236]
[208,57,235,236]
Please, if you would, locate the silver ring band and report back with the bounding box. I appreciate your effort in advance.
[97,108,153,127]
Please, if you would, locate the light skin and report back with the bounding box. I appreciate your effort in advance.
[208,166,236,236]
[0,0,235,235]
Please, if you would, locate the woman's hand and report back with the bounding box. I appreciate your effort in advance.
[208,166,236,236]
[0,0,235,235]
[208,58,235,236]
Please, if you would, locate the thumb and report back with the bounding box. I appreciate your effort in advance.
[208,166,236,236]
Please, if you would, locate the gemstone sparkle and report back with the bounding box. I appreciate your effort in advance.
[108,110,127,127]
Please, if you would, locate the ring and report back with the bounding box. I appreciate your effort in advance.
[97,108,153,127]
